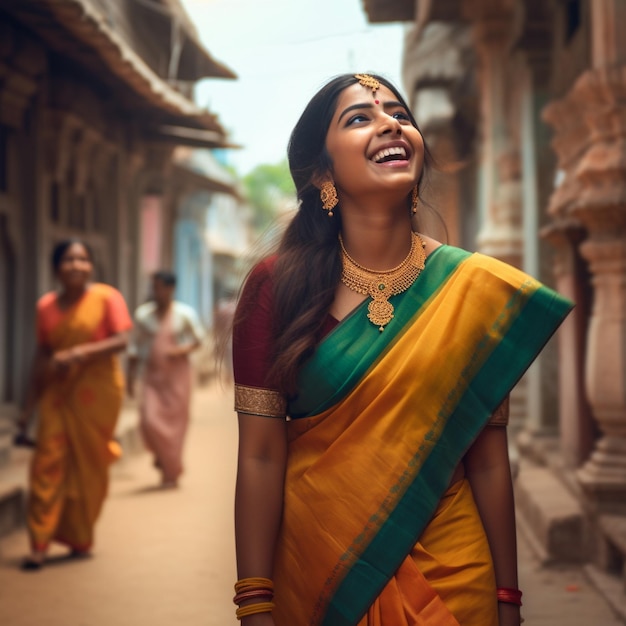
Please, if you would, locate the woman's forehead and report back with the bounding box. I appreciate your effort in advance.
[332,84,401,120]
[62,242,89,256]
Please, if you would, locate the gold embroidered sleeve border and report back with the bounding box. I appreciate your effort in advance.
[234,384,287,419]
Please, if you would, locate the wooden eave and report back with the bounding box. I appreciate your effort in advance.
[4,0,230,134]
[361,0,462,24]
[146,124,243,151]
[172,163,241,199]
[162,0,237,80]
[362,0,415,23]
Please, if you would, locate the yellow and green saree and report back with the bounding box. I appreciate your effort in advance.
[271,246,572,626]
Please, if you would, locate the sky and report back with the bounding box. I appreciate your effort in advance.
[180,0,408,175]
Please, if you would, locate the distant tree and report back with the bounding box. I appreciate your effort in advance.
[242,159,295,231]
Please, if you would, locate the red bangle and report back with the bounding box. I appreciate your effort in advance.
[497,587,523,606]
[233,589,274,605]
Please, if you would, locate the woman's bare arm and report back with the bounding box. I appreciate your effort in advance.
[235,413,287,625]
[465,409,521,626]
[53,332,129,368]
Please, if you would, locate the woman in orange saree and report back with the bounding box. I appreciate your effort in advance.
[231,75,573,626]
[16,239,132,569]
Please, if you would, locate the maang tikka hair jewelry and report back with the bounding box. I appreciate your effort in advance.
[320,181,338,216]
[339,232,426,331]
[355,74,380,103]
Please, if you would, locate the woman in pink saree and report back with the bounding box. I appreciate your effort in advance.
[127,271,205,488]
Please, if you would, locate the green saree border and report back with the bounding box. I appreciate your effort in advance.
[321,284,573,626]
[289,245,470,419]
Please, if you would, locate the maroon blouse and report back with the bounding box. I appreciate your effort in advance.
[233,256,338,393]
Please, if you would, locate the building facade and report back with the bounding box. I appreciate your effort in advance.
[0,0,239,446]
[171,147,250,329]
[362,0,626,616]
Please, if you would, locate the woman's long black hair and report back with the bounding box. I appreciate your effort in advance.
[265,73,433,395]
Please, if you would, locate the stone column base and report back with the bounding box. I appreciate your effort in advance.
[515,464,587,563]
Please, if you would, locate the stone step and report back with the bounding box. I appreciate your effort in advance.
[597,515,626,584]
[515,464,587,564]
[0,441,30,541]
[585,563,626,623]
[0,415,17,470]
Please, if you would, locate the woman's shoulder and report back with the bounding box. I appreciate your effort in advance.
[420,234,444,257]
[37,291,58,311]
[433,244,540,287]
[419,235,471,263]
[249,255,278,279]
[419,236,551,290]
[236,256,278,315]
[462,250,531,279]
[90,282,126,300]
[241,255,278,292]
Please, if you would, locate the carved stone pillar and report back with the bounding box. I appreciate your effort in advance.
[505,3,561,447]
[541,94,596,468]
[73,127,100,196]
[402,20,477,247]
[125,150,147,309]
[469,4,523,262]
[469,3,527,432]
[490,148,523,267]
[43,111,82,207]
[541,223,594,467]
[569,67,626,510]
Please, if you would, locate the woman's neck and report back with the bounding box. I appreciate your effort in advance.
[59,284,88,305]
[339,207,414,271]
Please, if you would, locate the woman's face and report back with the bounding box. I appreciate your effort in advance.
[324,83,424,200]
[56,243,93,289]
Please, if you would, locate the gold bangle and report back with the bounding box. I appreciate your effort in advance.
[234,577,274,593]
[236,601,275,619]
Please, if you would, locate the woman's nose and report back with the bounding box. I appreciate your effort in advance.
[379,115,402,135]
[69,257,86,269]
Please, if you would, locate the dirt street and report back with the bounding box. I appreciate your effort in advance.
[0,380,623,625]
[0,381,239,626]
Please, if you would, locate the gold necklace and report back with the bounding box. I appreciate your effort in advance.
[339,232,426,331]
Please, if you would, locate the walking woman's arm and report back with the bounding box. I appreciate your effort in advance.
[465,412,522,626]
[235,413,287,626]
[52,332,129,368]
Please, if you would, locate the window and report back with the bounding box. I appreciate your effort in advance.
[50,181,61,223]
[565,0,581,43]
[0,126,8,193]
[68,193,87,231]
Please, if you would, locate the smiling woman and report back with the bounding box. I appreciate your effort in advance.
[230,74,573,626]
[16,239,133,570]
[323,79,424,216]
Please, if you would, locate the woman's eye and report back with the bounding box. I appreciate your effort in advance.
[346,114,368,125]
[393,111,411,122]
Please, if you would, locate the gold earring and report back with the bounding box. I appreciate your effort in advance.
[411,186,419,214]
[320,181,338,217]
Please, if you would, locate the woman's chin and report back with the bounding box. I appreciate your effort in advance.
[61,277,89,290]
